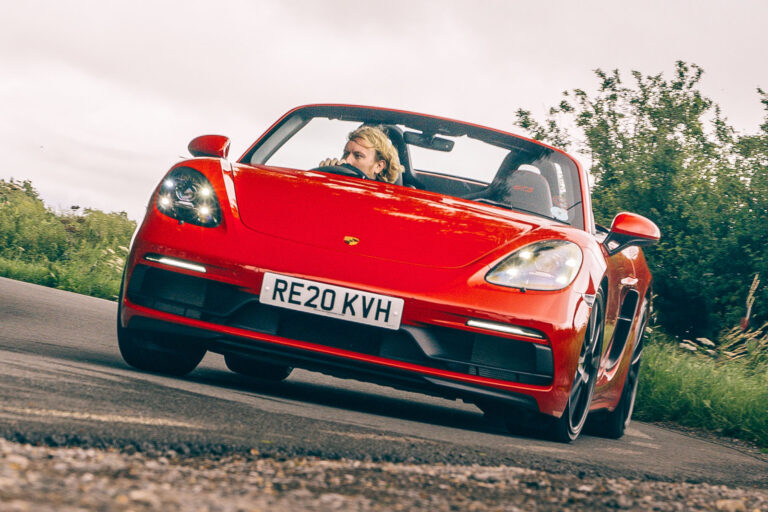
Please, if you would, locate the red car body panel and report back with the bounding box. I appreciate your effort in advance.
[119,105,655,424]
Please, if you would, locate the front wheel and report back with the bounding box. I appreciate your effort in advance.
[117,297,205,376]
[588,298,649,439]
[546,288,605,443]
[117,326,206,376]
[116,267,206,376]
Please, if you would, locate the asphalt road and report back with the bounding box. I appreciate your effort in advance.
[0,276,766,489]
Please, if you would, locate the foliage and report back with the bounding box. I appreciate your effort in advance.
[519,65,768,444]
[0,179,135,299]
[657,320,768,374]
[635,331,768,448]
[515,62,768,337]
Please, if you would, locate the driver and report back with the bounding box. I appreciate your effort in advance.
[319,125,404,183]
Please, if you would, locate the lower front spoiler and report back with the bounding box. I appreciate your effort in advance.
[127,314,541,414]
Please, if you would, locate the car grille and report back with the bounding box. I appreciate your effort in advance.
[126,264,553,385]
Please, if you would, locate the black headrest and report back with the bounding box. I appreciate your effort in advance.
[498,169,553,217]
[463,152,554,217]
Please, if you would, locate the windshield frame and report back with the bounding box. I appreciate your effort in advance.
[238,104,592,232]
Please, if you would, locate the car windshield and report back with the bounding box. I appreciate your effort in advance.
[242,106,584,229]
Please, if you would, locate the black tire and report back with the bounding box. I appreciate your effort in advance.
[224,353,293,382]
[588,298,649,439]
[117,324,206,376]
[545,287,606,443]
[116,279,205,376]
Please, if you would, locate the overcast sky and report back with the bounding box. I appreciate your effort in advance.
[1,0,767,220]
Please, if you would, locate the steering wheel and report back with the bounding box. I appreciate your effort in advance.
[311,163,369,179]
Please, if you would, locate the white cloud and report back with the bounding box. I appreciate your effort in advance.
[1,0,766,219]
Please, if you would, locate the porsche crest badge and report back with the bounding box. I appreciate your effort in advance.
[343,236,359,246]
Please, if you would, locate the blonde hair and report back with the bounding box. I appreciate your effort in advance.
[347,126,404,183]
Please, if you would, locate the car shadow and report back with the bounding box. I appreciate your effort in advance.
[22,344,575,444]
[99,348,558,442]
[188,365,513,438]
[17,342,493,436]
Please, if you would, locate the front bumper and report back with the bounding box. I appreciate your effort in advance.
[126,308,541,413]
[121,260,588,417]
[127,263,554,386]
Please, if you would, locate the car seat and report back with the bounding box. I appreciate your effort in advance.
[464,153,553,217]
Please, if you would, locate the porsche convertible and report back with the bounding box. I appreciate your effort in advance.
[117,104,660,442]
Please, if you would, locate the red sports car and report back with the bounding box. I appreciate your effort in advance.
[117,105,660,442]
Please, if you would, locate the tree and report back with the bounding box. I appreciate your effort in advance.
[515,62,766,337]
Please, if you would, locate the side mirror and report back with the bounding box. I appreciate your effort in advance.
[604,212,660,256]
[188,135,230,159]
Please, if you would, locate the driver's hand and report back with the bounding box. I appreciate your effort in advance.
[319,157,343,167]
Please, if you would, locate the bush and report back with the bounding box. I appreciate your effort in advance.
[0,179,135,300]
[516,62,768,338]
[635,331,768,448]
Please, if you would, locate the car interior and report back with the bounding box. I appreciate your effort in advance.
[376,124,576,224]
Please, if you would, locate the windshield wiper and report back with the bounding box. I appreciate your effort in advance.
[566,200,582,212]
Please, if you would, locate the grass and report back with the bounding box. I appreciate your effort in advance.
[0,179,133,300]
[635,331,768,449]
[0,256,57,287]
[0,254,124,300]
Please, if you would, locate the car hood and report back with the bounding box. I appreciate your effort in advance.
[231,165,540,269]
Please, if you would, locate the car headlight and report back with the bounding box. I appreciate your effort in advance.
[486,240,582,291]
[156,167,222,227]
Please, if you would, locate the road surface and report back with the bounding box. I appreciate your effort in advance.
[1,276,765,489]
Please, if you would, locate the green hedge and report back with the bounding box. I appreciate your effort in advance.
[0,179,135,300]
[635,333,768,448]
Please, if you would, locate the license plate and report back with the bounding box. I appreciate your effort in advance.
[259,272,404,330]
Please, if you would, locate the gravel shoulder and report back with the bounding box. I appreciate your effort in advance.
[2,438,766,512]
